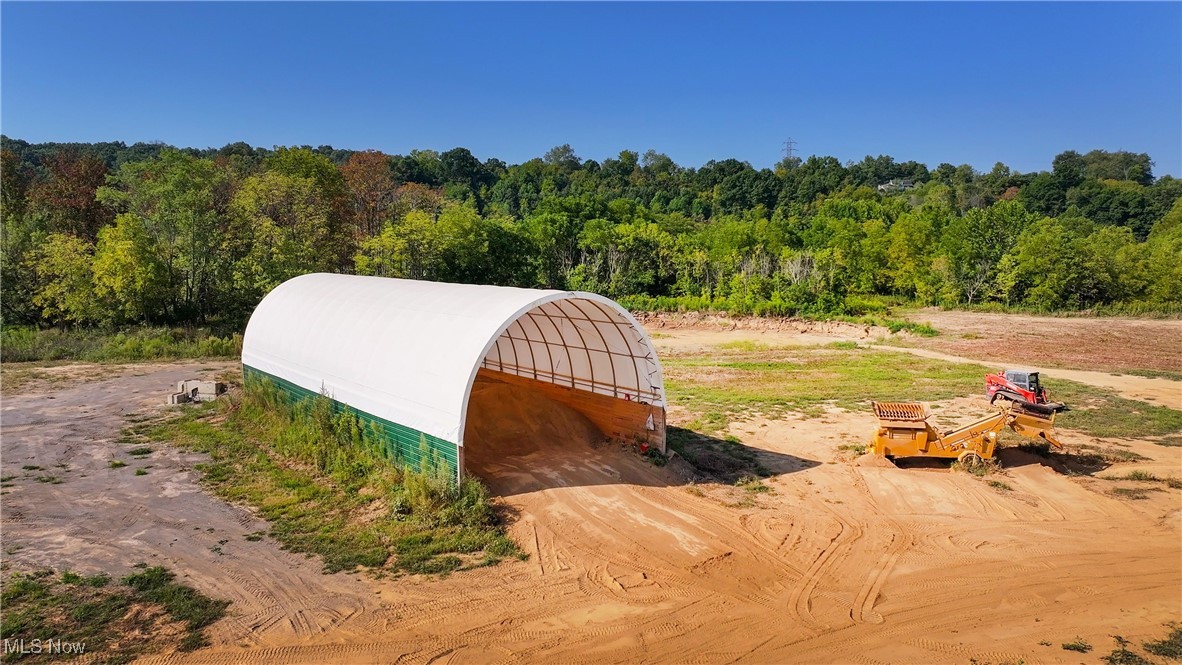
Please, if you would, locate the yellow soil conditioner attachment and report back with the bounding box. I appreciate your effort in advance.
[870,401,1063,465]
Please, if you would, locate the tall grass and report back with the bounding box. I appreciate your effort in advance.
[143,380,520,575]
[1,325,241,363]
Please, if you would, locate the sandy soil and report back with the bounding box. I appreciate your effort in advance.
[2,337,1180,664]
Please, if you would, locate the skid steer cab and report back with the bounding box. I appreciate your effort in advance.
[985,369,1066,414]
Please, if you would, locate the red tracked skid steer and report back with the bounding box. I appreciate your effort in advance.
[985,369,1066,415]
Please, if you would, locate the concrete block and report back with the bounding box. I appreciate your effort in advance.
[169,380,227,404]
[168,392,193,405]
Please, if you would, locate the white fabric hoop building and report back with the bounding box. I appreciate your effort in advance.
[241,274,666,452]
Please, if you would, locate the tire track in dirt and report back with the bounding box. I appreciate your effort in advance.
[6,357,1181,664]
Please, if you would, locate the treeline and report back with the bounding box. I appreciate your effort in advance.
[2,135,1180,331]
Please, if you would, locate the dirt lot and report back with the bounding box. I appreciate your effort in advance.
[896,308,1182,375]
[1,314,1180,664]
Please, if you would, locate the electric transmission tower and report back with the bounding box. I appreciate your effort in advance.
[782,138,798,160]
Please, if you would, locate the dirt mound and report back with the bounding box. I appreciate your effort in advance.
[854,452,897,468]
[462,375,631,495]
[464,376,604,458]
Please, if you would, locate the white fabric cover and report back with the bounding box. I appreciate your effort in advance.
[241,274,665,445]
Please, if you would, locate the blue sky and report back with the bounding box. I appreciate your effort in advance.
[2,2,1179,175]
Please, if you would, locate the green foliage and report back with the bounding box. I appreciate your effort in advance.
[1062,637,1092,653]
[144,380,521,575]
[1105,636,1153,665]
[1052,380,1182,438]
[3,139,1181,332]
[0,567,226,661]
[231,170,339,299]
[1143,625,1182,660]
[93,213,169,324]
[0,325,241,363]
[122,566,229,640]
[31,232,100,325]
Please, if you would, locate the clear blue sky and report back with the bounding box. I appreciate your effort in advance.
[3,2,1179,175]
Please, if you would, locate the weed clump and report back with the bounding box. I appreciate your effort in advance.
[1104,636,1151,665]
[952,458,999,477]
[735,475,770,494]
[1143,624,1182,660]
[1062,637,1092,653]
[1109,487,1161,500]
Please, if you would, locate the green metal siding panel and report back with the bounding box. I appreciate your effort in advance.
[242,365,460,481]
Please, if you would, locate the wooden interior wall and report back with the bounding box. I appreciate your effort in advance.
[474,368,666,452]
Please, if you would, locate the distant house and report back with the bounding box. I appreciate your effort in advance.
[876,178,915,193]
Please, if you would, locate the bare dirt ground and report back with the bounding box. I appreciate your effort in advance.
[897,308,1182,375]
[2,318,1180,664]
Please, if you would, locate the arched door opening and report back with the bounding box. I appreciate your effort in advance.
[460,297,665,485]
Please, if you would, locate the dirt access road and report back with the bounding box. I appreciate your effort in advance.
[1,316,1180,664]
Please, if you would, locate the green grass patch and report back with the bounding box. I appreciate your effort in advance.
[21,465,42,471]
[1100,471,1182,489]
[826,340,860,350]
[1062,637,1093,653]
[1155,435,1182,447]
[1051,381,1182,438]
[716,340,770,352]
[108,460,127,469]
[0,566,227,662]
[134,468,148,476]
[0,325,241,364]
[141,382,522,576]
[1120,470,1159,481]
[1109,486,1163,500]
[986,480,1013,492]
[735,475,771,493]
[1123,368,1182,381]
[662,347,1181,441]
[664,347,985,418]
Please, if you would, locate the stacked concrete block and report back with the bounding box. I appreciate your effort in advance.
[167,380,227,405]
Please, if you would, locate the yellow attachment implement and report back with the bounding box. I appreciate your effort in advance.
[870,401,1062,464]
